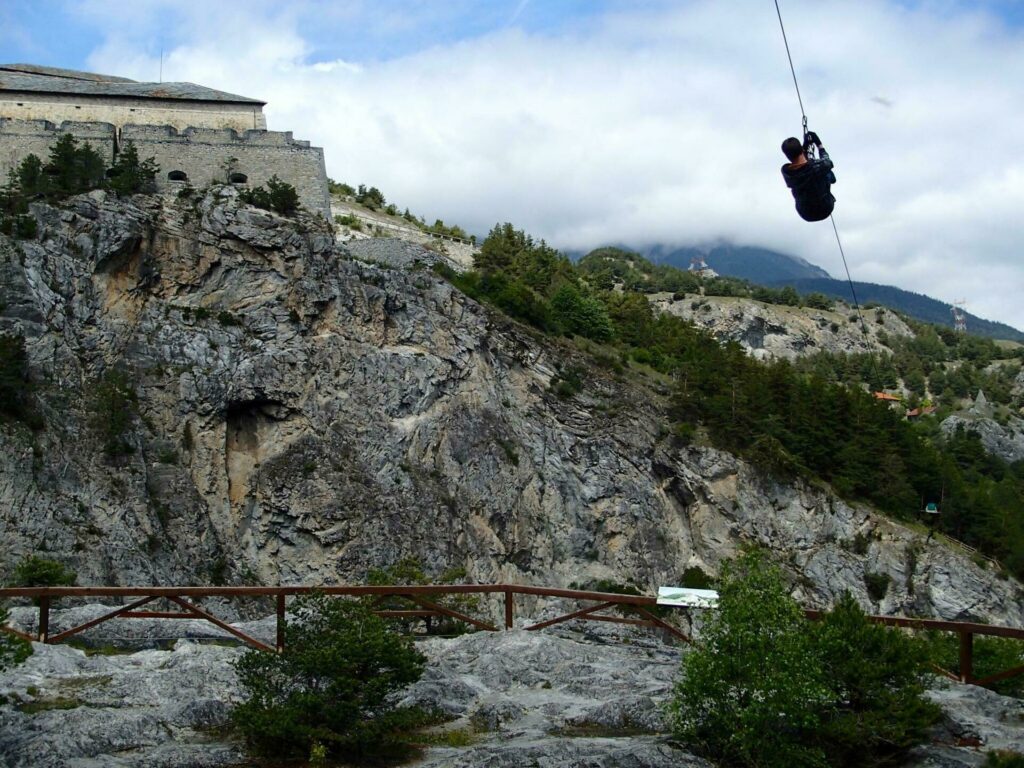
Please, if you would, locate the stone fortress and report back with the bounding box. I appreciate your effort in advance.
[0,64,330,216]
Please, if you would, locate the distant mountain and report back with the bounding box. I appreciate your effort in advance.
[769,278,1024,342]
[641,244,832,283]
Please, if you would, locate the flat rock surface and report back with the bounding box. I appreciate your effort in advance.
[2,627,1023,767]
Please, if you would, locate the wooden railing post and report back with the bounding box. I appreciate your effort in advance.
[276,592,286,653]
[38,595,49,643]
[960,631,974,684]
[504,589,514,630]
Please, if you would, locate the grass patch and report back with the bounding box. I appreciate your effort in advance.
[18,696,82,714]
[553,721,657,738]
[409,727,477,747]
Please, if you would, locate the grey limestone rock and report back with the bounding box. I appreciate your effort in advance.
[652,292,913,361]
[941,413,1024,464]
[3,628,1024,767]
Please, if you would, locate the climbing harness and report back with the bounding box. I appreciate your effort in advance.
[773,0,866,332]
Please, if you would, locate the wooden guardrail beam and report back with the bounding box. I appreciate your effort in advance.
[1,582,1021,687]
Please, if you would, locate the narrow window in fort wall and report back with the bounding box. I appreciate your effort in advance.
[229,173,248,184]
[168,170,188,182]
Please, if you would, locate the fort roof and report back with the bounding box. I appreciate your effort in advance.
[0,64,265,106]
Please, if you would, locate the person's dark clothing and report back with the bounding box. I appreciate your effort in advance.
[782,147,836,222]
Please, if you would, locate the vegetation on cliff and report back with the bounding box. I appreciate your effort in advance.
[577,246,836,310]
[435,222,1024,578]
[0,134,158,236]
[0,334,41,429]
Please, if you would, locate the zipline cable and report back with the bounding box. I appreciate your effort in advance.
[773,0,868,334]
[829,214,867,331]
[773,0,808,135]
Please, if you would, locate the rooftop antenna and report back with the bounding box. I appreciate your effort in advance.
[159,39,164,83]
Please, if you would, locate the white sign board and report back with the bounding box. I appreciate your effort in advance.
[656,586,719,609]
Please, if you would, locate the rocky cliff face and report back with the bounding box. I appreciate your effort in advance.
[1,189,1021,625]
[941,414,1024,464]
[651,293,913,361]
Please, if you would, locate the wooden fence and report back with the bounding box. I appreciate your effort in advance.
[1,584,1021,686]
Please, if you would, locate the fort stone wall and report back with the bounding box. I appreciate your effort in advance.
[0,93,266,133]
[0,118,116,178]
[0,119,330,219]
[121,125,330,218]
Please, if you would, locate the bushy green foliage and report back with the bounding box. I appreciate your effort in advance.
[327,178,355,196]
[985,752,1024,768]
[90,368,138,457]
[0,606,31,671]
[231,593,426,760]
[680,566,714,589]
[334,213,362,230]
[863,571,892,602]
[577,247,700,294]
[812,593,939,765]
[549,283,613,342]
[670,551,938,768]
[355,183,386,210]
[922,632,1024,697]
[12,555,77,588]
[105,142,158,196]
[43,134,106,197]
[366,557,480,635]
[238,175,300,216]
[423,218,472,241]
[670,551,831,767]
[0,334,41,428]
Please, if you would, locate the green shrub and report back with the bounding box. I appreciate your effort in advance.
[327,179,355,197]
[985,752,1024,768]
[923,633,1024,697]
[105,142,158,196]
[550,367,584,399]
[680,566,714,590]
[239,175,300,216]
[669,550,937,768]
[13,214,37,239]
[669,550,830,768]
[366,558,480,635]
[43,135,106,197]
[12,555,77,588]
[90,368,138,457]
[334,213,362,230]
[232,593,426,761]
[0,334,41,428]
[812,593,939,766]
[863,571,891,602]
[0,606,32,671]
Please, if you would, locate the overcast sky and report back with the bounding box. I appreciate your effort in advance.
[3,0,1023,329]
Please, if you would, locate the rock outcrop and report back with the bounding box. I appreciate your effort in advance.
[941,413,1024,464]
[0,189,1021,627]
[652,293,913,361]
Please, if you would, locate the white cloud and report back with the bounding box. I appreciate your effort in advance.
[82,0,1024,329]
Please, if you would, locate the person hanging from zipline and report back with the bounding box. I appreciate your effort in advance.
[781,130,836,222]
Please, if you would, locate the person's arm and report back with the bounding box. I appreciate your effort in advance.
[814,146,834,173]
